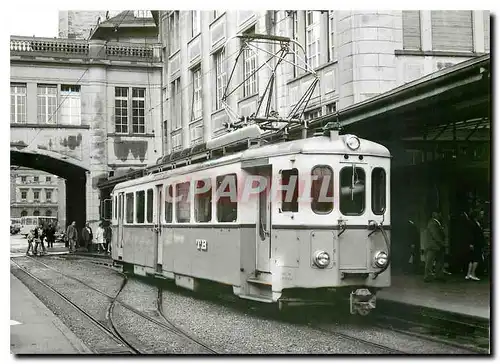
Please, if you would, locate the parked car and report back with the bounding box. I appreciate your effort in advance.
[10,218,21,235]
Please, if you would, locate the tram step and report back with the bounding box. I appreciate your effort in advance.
[247,276,272,286]
[238,294,273,303]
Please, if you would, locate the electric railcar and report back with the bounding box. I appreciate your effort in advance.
[110,125,391,315]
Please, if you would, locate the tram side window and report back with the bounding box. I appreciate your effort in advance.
[339,167,366,215]
[372,168,386,215]
[165,185,173,223]
[114,196,117,219]
[195,178,212,222]
[146,189,153,223]
[125,193,134,223]
[136,191,145,223]
[176,182,191,223]
[216,174,237,222]
[281,169,298,212]
[311,165,334,214]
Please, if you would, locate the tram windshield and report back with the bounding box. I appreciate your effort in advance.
[339,166,366,215]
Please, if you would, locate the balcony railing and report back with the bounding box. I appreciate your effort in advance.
[10,36,161,63]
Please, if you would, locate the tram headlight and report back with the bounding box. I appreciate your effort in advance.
[346,135,360,150]
[374,251,389,268]
[313,251,331,268]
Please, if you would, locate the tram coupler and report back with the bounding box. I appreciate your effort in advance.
[350,288,376,316]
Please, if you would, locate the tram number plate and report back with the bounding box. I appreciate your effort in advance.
[196,239,208,251]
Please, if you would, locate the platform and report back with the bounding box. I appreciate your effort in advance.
[10,273,92,354]
[378,273,490,320]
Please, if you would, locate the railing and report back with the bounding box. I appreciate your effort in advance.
[10,36,160,62]
[10,37,88,55]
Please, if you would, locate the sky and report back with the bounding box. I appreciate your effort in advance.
[8,10,59,37]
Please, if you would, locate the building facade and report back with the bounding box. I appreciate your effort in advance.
[10,10,163,229]
[158,10,490,152]
[10,167,66,225]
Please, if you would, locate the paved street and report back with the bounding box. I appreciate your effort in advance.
[10,233,68,257]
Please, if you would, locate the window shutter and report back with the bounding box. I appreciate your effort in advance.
[431,11,473,51]
[484,11,490,52]
[402,11,421,50]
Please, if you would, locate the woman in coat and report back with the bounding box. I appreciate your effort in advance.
[95,222,106,253]
[466,210,485,281]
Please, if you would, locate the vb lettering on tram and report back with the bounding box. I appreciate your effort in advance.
[105,123,391,316]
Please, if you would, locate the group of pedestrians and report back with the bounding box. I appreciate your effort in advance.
[419,209,487,282]
[26,222,56,256]
[66,220,112,254]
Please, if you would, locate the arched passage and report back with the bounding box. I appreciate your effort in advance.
[11,149,88,229]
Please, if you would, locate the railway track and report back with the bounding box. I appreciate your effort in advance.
[11,258,137,354]
[11,256,219,354]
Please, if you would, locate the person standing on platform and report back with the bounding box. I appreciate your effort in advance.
[424,211,446,282]
[466,210,485,281]
[81,222,93,252]
[95,222,106,253]
[26,228,35,256]
[66,221,78,253]
[104,222,112,254]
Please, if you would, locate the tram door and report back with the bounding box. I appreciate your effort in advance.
[255,166,272,273]
[117,192,124,259]
[154,184,163,273]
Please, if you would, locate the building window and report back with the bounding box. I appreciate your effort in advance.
[136,190,145,223]
[169,11,180,54]
[46,210,52,217]
[192,10,201,37]
[33,190,40,201]
[306,11,321,69]
[214,49,227,110]
[243,42,257,97]
[126,193,134,223]
[431,11,473,52]
[190,124,203,146]
[11,84,27,124]
[304,108,321,120]
[328,11,335,62]
[311,166,334,214]
[46,176,51,183]
[21,176,26,183]
[46,190,52,202]
[176,182,191,223]
[281,169,299,212]
[402,10,422,50]
[20,190,27,201]
[21,210,28,217]
[37,85,57,124]
[171,132,182,152]
[60,85,81,125]
[194,179,212,222]
[191,67,202,120]
[372,168,386,215]
[216,174,237,222]
[115,87,128,133]
[326,102,337,114]
[340,167,366,216]
[33,176,39,183]
[146,189,153,223]
[171,78,182,130]
[132,88,146,134]
[33,210,40,216]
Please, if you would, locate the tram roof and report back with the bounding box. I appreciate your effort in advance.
[113,134,390,191]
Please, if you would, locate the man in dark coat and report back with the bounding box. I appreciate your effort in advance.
[424,211,446,282]
[81,221,93,252]
[66,221,78,253]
